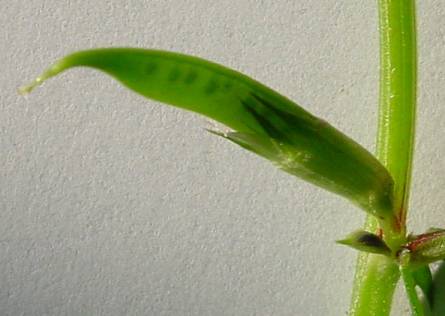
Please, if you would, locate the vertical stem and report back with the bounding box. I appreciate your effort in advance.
[399,251,427,316]
[350,254,400,316]
[376,0,417,230]
[400,267,425,316]
[349,1,417,315]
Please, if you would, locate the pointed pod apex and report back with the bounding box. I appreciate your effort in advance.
[19,58,71,95]
[337,230,391,255]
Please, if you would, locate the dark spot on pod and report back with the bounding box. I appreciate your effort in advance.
[184,71,198,84]
[205,79,219,95]
[168,68,181,82]
[357,233,388,250]
[144,62,158,75]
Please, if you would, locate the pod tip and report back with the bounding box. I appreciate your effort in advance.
[18,61,66,96]
[18,78,42,95]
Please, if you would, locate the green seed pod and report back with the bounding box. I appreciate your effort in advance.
[21,48,394,220]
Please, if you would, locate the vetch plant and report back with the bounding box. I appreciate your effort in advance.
[20,1,444,315]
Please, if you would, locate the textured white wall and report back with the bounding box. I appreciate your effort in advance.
[1,1,444,315]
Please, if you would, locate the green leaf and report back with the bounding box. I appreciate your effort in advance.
[21,48,394,219]
[337,230,391,255]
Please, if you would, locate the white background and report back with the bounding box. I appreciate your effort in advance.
[1,1,444,315]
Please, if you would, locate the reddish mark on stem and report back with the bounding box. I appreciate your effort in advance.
[377,228,383,239]
[395,211,403,232]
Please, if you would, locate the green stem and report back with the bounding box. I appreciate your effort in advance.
[399,252,426,316]
[350,253,400,315]
[376,0,417,229]
[400,267,425,316]
[349,1,417,315]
